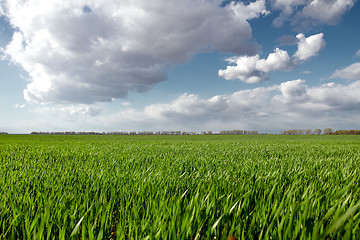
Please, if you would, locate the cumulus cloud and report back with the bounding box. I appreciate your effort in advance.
[293,33,325,61]
[13,79,360,133]
[144,79,360,121]
[331,62,360,80]
[218,33,324,83]
[271,0,355,29]
[95,79,360,131]
[144,93,232,120]
[0,0,268,104]
[277,79,309,103]
[218,48,293,83]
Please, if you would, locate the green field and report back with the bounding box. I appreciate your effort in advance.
[1,135,360,239]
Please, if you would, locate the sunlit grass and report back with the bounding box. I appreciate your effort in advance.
[0,135,359,239]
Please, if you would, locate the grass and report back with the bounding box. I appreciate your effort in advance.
[0,135,359,239]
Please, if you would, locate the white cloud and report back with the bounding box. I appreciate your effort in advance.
[0,0,269,104]
[218,33,324,83]
[35,104,102,117]
[277,79,309,103]
[14,103,26,109]
[257,48,294,72]
[271,0,306,28]
[331,62,360,80]
[293,33,325,61]
[121,102,131,107]
[7,79,360,133]
[307,81,360,110]
[271,0,355,29]
[231,0,270,20]
[146,80,360,130]
[101,79,360,131]
[297,0,355,26]
[219,55,268,84]
[356,49,360,57]
[218,48,293,83]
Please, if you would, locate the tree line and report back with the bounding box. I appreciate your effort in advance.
[30,130,257,135]
[29,130,260,135]
[333,130,360,135]
[219,130,259,135]
[21,129,360,136]
[281,129,323,135]
[30,131,199,135]
[281,128,360,135]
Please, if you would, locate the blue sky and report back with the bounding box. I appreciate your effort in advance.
[0,0,360,133]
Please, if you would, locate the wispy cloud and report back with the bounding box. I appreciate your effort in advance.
[331,62,360,80]
[356,49,360,57]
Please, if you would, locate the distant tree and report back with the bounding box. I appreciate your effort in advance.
[314,129,322,135]
[323,128,333,135]
[297,130,305,135]
[288,130,297,135]
[335,130,346,135]
[334,130,360,135]
[305,129,312,135]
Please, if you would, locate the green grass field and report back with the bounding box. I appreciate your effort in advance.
[1,135,360,239]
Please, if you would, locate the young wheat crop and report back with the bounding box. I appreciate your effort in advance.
[0,135,359,239]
